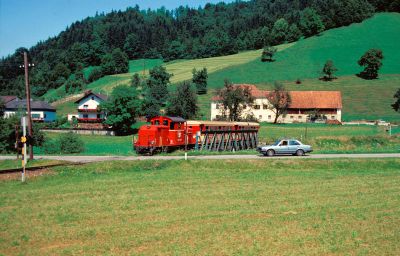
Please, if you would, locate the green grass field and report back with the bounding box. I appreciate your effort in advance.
[1,158,399,255]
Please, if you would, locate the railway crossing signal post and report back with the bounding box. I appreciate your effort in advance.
[21,51,34,160]
[21,117,28,182]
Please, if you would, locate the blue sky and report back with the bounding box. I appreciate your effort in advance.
[0,0,232,58]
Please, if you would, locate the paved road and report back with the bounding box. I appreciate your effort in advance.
[1,153,399,163]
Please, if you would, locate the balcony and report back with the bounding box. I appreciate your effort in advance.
[77,118,104,123]
[78,108,100,113]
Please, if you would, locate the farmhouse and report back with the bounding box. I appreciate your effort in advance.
[1,96,56,122]
[211,84,342,123]
[67,90,108,129]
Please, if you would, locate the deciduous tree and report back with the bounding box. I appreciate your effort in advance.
[102,85,143,135]
[267,82,291,124]
[143,66,173,118]
[299,8,325,37]
[392,88,400,112]
[216,79,254,121]
[358,48,383,79]
[192,68,208,95]
[261,46,277,62]
[322,60,338,81]
[166,81,198,119]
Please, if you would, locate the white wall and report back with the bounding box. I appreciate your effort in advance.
[4,110,56,122]
[211,100,342,123]
[78,95,102,110]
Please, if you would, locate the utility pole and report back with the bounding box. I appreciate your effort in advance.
[23,52,34,160]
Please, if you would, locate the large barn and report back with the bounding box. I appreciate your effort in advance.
[211,84,342,123]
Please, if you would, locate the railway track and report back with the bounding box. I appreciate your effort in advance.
[0,162,83,174]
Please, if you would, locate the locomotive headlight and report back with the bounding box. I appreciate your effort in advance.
[151,140,155,145]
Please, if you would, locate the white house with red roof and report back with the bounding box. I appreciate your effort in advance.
[211,84,342,123]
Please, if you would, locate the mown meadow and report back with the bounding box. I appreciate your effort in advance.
[1,158,399,255]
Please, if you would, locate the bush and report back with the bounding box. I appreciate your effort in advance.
[88,67,104,83]
[42,139,61,154]
[59,132,85,153]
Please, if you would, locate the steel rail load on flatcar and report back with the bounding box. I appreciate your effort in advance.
[133,116,260,155]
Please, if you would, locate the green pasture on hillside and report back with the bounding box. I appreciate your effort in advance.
[207,13,400,87]
[1,158,399,255]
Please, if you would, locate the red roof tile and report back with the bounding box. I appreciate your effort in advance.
[288,91,342,109]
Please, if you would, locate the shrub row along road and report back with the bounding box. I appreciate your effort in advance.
[1,153,399,163]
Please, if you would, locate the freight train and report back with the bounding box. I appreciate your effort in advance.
[134,116,259,155]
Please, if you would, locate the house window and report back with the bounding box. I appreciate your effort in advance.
[91,97,94,100]
[83,114,88,118]
[331,116,336,119]
[263,104,268,109]
[31,114,40,119]
[259,115,262,119]
[44,113,47,118]
[290,116,294,119]
[97,114,101,118]
[254,105,260,110]
[84,104,88,109]
[298,116,302,119]
[268,115,271,119]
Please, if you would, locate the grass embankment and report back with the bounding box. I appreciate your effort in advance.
[1,159,399,255]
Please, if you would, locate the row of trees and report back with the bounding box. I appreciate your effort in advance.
[320,48,384,81]
[1,0,385,98]
[263,44,385,81]
[103,65,206,134]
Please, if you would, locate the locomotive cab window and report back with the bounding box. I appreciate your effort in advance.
[163,120,168,126]
[170,122,174,130]
[155,120,160,125]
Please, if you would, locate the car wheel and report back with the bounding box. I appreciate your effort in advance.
[266,149,275,157]
[296,149,304,156]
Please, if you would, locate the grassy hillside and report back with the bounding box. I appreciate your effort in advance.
[52,13,400,122]
[207,13,400,87]
[1,159,400,255]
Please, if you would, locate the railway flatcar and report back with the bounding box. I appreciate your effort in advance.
[134,116,259,155]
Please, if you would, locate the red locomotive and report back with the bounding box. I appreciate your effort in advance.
[134,116,260,155]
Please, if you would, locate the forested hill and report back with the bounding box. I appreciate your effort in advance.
[0,0,398,97]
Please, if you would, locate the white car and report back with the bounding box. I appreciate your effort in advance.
[257,139,313,156]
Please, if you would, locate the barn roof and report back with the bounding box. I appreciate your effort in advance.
[289,91,342,109]
[0,96,18,104]
[211,84,342,109]
[5,99,56,112]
